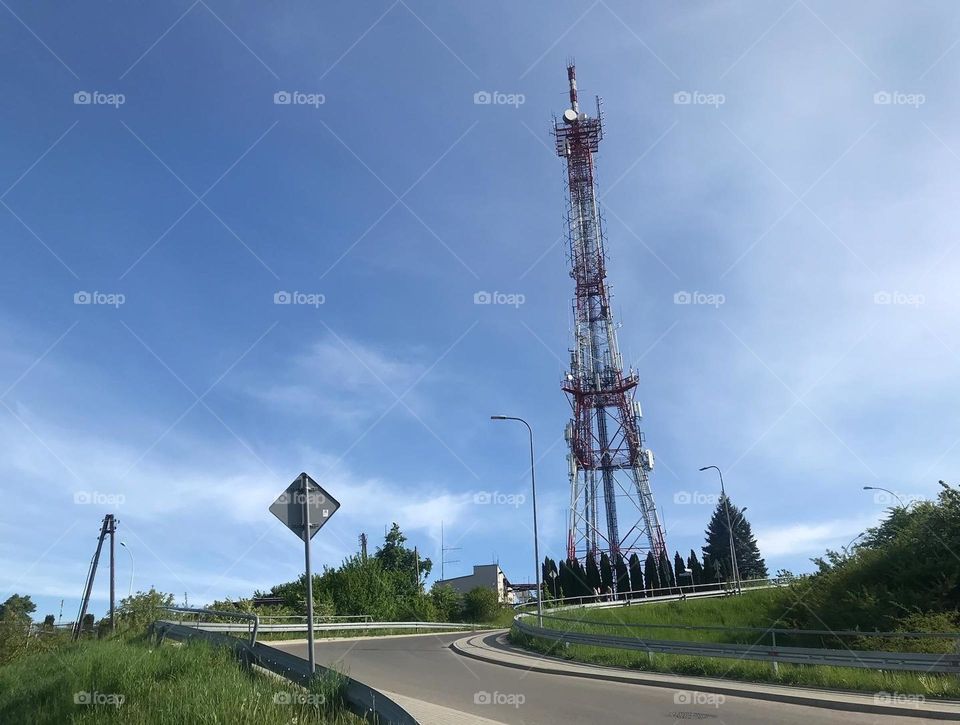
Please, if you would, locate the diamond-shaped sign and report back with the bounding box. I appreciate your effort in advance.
[269,472,340,540]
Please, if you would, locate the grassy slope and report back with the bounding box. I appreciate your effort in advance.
[513,590,960,698]
[0,636,361,724]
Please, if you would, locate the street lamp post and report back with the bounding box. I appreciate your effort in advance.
[843,531,865,556]
[699,466,741,594]
[862,486,906,508]
[119,542,134,598]
[491,415,542,626]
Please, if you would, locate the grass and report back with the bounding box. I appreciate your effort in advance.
[510,590,960,698]
[0,634,363,724]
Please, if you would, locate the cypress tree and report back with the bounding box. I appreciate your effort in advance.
[659,549,677,593]
[558,560,569,600]
[599,552,613,597]
[687,549,704,586]
[644,551,660,594]
[628,553,644,597]
[674,551,688,590]
[614,553,630,597]
[585,552,602,598]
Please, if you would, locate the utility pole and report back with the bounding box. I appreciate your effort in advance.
[359,532,368,561]
[108,516,116,632]
[75,514,115,640]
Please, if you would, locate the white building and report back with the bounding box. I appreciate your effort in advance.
[434,564,516,604]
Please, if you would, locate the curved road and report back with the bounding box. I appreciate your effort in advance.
[269,631,931,724]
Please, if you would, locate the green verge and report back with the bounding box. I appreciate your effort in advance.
[511,590,960,698]
[0,635,363,724]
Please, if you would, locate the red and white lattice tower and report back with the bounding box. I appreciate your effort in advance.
[554,64,667,584]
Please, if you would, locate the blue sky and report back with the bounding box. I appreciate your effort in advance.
[2,1,959,620]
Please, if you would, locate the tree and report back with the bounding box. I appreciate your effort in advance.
[599,552,613,596]
[687,549,704,586]
[316,555,399,620]
[557,560,570,600]
[375,523,432,594]
[644,552,660,593]
[42,614,55,629]
[628,554,644,597]
[0,594,35,624]
[585,553,601,598]
[659,549,677,593]
[117,588,175,630]
[673,551,688,589]
[614,554,630,597]
[702,495,768,582]
[462,587,499,623]
[430,583,463,621]
[542,557,559,600]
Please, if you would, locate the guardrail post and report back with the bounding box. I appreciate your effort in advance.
[771,631,778,675]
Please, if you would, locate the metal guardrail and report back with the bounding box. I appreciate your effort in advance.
[151,620,418,724]
[536,611,960,642]
[513,614,960,673]
[526,576,790,610]
[164,606,260,645]
[166,620,480,635]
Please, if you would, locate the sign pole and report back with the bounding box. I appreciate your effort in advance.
[302,475,316,675]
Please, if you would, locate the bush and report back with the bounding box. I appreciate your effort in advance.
[429,584,463,622]
[462,587,499,623]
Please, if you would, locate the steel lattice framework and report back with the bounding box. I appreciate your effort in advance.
[555,64,667,586]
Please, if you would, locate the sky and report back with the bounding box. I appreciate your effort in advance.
[2,1,959,621]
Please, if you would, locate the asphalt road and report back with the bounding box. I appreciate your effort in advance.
[270,632,930,724]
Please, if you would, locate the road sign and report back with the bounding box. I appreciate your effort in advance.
[269,472,339,677]
[269,473,340,540]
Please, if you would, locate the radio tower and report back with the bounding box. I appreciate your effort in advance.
[555,64,667,588]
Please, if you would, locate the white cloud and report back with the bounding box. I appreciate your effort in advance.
[755,514,881,558]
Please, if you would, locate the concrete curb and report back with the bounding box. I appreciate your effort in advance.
[451,631,960,721]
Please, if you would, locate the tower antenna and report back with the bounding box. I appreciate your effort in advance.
[553,64,667,591]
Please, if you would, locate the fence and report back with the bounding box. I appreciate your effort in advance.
[514,612,960,674]
[151,616,418,724]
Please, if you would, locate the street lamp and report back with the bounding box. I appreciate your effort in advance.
[491,415,542,626]
[699,466,741,594]
[119,542,134,597]
[843,531,865,556]
[862,486,906,508]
